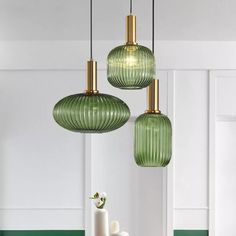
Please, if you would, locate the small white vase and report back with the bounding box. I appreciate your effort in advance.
[95,208,109,236]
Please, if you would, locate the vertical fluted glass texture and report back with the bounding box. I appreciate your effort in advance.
[134,113,172,167]
[53,93,130,133]
[107,44,155,89]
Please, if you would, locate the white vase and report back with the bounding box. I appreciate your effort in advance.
[94,209,109,236]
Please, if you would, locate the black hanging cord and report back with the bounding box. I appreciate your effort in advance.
[152,0,155,54]
[90,0,93,59]
[130,0,133,14]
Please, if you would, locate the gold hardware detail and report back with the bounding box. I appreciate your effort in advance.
[126,15,137,45]
[85,60,99,94]
[146,79,161,114]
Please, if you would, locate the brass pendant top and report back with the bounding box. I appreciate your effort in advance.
[126,15,137,45]
[85,60,99,95]
[146,79,161,114]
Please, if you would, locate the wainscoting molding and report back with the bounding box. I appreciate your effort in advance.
[0,208,84,230]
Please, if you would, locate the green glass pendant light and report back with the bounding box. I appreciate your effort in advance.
[107,0,155,90]
[134,0,172,167]
[53,0,130,133]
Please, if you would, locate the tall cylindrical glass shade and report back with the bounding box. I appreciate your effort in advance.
[134,113,172,167]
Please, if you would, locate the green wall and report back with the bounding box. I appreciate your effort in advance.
[174,230,208,236]
[0,231,85,236]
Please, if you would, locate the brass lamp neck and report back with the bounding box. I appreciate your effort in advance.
[126,15,137,45]
[146,79,161,114]
[86,60,99,95]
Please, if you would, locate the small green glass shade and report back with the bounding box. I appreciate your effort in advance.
[134,113,172,167]
[53,93,130,133]
[107,44,155,89]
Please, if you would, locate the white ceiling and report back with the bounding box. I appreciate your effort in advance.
[1,0,236,41]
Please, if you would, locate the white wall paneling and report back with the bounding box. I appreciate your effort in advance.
[209,72,216,236]
[0,70,85,229]
[86,70,170,236]
[0,208,84,230]
[215,121,236,236]
[0,67,170,233]
[174,209,208,229]
[210,71,236,236]
[1,40,236,234]
[165,71,175,236]
[90,121,164,236]
[173,71,209,230]
[170,70,236,234]
[215,71,236,116]
[84,134,93,236]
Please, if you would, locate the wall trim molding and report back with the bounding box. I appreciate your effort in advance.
[216,115,236,122]
[174,207,209,210]
[0,207,84,211]
[0,231,85,236]
[0,209,84,229]
[166,71,175,236]
[84,134,92,236]
[209,71,216,236]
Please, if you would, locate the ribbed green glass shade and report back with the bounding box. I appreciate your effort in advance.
[53,93,130,133]
[107,44,155,89]
[134,113,172,167]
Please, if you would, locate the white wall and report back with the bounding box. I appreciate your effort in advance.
[1,41,236,236]
[2,0,236,41]
[0,70,85,229]
[214,72,236,236]
[174,71,209,230]
[90,122,164,236]
[0,66,168,233]
[170,70,236,235]
[86,70,169,236]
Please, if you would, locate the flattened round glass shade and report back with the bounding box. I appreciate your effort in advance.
[134,113,172,167]
[107,44,155,89]
[53,93,130,133]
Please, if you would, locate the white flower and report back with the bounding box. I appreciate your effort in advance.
[90,191,107,209]
[100,192,107,198]
[93,198,101,207]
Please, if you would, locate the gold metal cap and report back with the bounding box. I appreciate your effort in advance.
[126,15,137,45]
[146,79,161,114]
[86,60,99,95]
